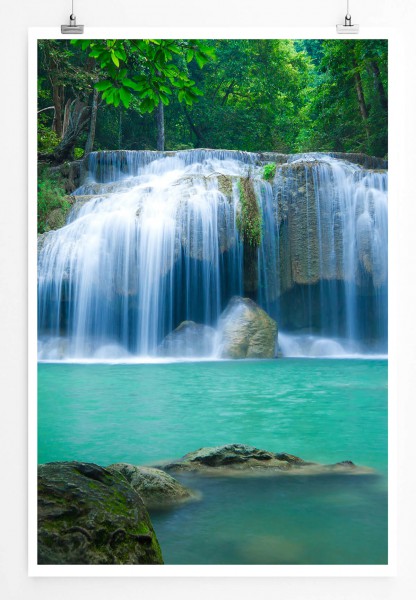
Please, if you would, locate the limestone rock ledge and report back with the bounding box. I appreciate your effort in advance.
[218,297,278,359]
[107,463,199,509]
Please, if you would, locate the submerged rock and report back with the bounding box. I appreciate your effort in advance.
[158,320,216,358]
[218,296,277,359]
[38,461,163,565]
[107,463,198,509]
[159,444,375,477]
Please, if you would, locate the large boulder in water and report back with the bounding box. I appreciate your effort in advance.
[160,444,303,473]
[159,444,375,477]
[38,461,163,565]
[158,320,216,357]
[107,463,198,510]
[218,296,277,358]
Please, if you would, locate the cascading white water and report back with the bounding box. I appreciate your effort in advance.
[38,150,388,360]
[258,153,388,353]
[38,151,247,359]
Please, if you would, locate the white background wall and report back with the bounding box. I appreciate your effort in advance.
[1,1,415,599]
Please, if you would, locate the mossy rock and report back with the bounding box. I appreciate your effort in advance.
[45,207,67,230]
[38,461,163,565]
[50,160,83,193]
[216,174,233,197]
[237,177,262,247]
[161,444,376,477]
[263,163,277,182]
[107,463,199,510]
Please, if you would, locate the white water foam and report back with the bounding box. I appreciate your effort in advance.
[38,150,388,361]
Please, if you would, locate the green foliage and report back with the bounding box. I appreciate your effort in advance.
[73,148,85,159]
[38,123,60,155]
[297,39,387,156]
[37,39,99,158]
[263,163,277,181]
[37,169,71,234]
[237,178,262,247]
[182,39,313,153]
[37,39,387,158]
[169,142,194,151]
[71,39,214,113]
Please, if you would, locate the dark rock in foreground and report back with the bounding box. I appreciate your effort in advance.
[158,444,375,477]
[107,463,199,509]
[38,461,163,565]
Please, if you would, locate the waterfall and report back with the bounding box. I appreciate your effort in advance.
[38,150,387,360]
[258,153,388,353]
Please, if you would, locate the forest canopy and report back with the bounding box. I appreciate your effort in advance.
[37,38,388,162]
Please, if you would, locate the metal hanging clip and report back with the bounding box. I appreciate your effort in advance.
[336,1,359,34]
[61,2,84,34]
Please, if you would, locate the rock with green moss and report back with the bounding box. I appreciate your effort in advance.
[263,163,277,182]
[237,177,262,247]
[216,173,234,197]
[38,166,74,233]
[218,296,277,359]
[49,159,84,194]
[38,461,163,565]
[45,205,69,230]
[107,463,199,510]
[160,444,376,477]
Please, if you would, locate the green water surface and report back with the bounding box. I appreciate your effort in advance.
[38,359,388,565]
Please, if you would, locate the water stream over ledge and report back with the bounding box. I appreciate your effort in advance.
[37,149,388,563]
[38,149,387,361]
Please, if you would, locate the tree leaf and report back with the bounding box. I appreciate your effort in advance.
[119,87,132,108]
[95,80,113,92]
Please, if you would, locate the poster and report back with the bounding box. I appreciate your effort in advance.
[30,31,390,575]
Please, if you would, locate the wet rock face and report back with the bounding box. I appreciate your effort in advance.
[160,444,375,477]
[267,159,388,300]
[107,463,198,510]
[158,321,216,357]
[38,462,163,565]
[50,160,84,194]
[218,296,277,359]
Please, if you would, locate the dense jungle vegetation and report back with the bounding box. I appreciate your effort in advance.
[37,38,387,164]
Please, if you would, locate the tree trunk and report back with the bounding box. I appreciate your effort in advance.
[52,83,64,137]
[118,106,123,149]
[184,107,205,147]
[62,98,72,139]
[84,87,99,155]
[352,59,370,140]
[370,60,388,111]
[43,99,90,164]
[156,101,165,151]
